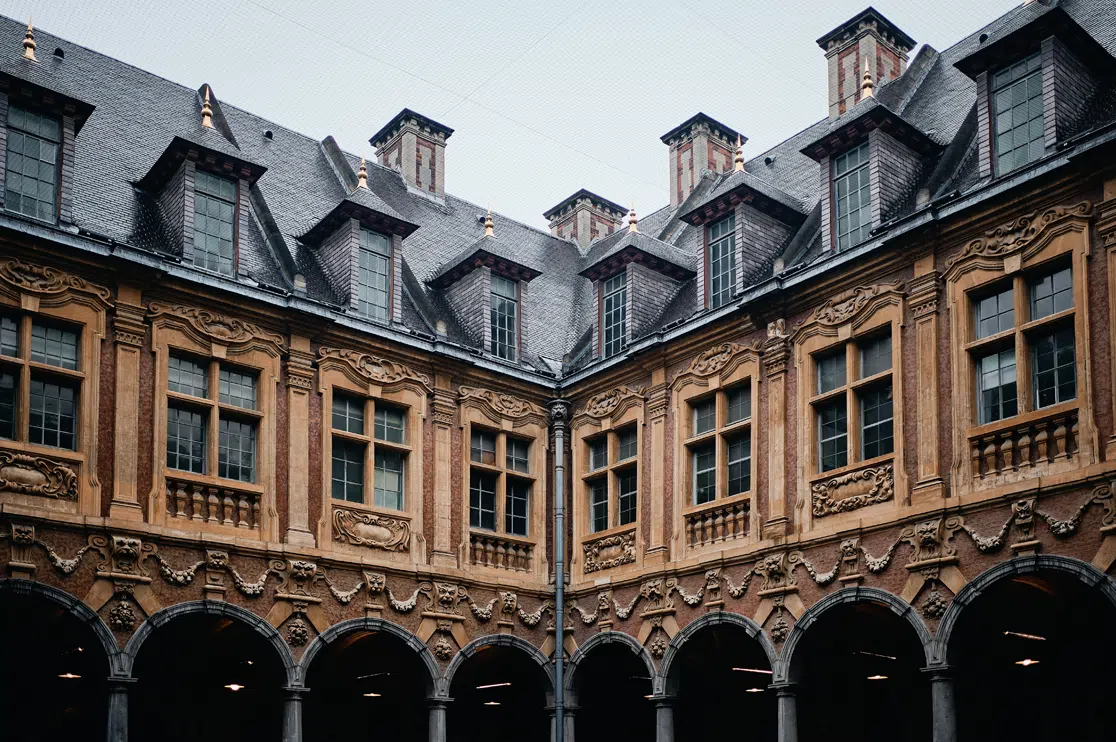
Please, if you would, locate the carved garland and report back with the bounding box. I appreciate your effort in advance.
[811,465,894,517]
[148,303,285,351]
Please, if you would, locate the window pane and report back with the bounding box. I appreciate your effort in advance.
[860,384,894,459]
[470,470,497,530]
[617,427,638,461]
[5,106,59,222]
[506,437,530,473]
[726,384,751,424]
[992,55,1044,176]
[975,288,1015,339]
[589,479,609,533]
[728,431,751,496]
[692,399,716,436]
[977,349,1018,424]
[30,322,79,370]
[833,143,872,251]
[218,418,256,482]
[470,430,496,465]
[218,367,256,409]
[505,479,530,536]
[168,355,208,397]
[693,443,716,504]
[1033,327,1076,409]
[589,439,608,471]
[602,273,627,358]
[332,394,365,434]
[331,438,365,503]
[490,276,518,361]
[193,172,237,276]
[1,315,19,358]
[818,400,848,472]
[817,350,847,394]
[166,406,205,473]
[860,335,892,378]
[618,470,637,526]
[708,215,737,309]
[358,229,392,321]
[374,404,406,443]
[374,449,404,510]
[0,372,15,439]
[1029,266,1073,321]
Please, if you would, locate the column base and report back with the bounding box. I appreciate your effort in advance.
[762,517,788,540]
[430,551,458,568]
[108,500,145,522]
[284,528,316,547]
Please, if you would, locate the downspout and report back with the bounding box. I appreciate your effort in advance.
[550,399,569,740]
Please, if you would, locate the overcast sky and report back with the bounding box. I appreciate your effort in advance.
[4,0,1020,229]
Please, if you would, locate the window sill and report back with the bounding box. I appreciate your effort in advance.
[583,522,636,542]
[968,399,1077,440]
[0,439,84,464]
[166,469,263,494]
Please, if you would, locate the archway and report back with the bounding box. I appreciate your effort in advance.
[945,559,1116,741]
[128,604,291,742]
[568,633,655,742]
[0,582,113,742]
[786,590,931,742]
[446,637,552,742]
[302,619,438,742]
[662,614,777,741]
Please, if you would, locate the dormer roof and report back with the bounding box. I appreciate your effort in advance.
[799,97,942,161]
[0,69,95,133]
[681,168,810,227]
[138,134,267,193]
[299,187,418,245]
[428,231,542,289]
[580,229,696,282]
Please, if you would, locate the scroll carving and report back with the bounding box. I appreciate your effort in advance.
[686,342,757,378]
[332,508,411,552]
[811,465,894,517]
[459,386,546,421]
[580,386,644,419]
[148,303,285,350]
[0,258,112,304]
[0,452,78,499]
[583,530,636,573]
[945,202,1092,270]
[812,283,904,327]
[319,347,431,389]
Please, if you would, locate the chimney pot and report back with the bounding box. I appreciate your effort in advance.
[816,8,916,119]
[543,189,627,253]
[370,108,454,199]
[660,113,745,207]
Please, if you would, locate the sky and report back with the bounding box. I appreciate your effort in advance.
[2,0,1022,230]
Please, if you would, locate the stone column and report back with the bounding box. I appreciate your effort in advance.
[285,337,316,546]
[924,666,957,742]
[106,677,134,742]
[653,696,675,742]
[909,266,944,504]
[430,384,458,567]
[645,378,668,564]
[427,698,449,742]
[563,703,578,742]
[109,289,146,522]
[281,687,304,742]
[773,683,798,742]
[762,323,790,538]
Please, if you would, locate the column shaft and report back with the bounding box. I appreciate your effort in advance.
[926,667,957,742]
[282,687,303,742]
[775,685,798,742]
[105,677,134,742]
[428,700,448,742]
[655,699,674,742]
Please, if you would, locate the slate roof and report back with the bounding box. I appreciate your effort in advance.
[2,0,1115,377]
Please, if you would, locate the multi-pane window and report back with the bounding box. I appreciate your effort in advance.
[685,382,753,506]
[166,355,259,483]
[708,214,737,309]
[329,391,409,510]
[992,53,1044,176]
[602,273,627,358]
[583,423,639,533]
[490,275,519,362]
[357,228,392,321]
[967,264,1077,427]
[5,105,60,222]
[193,170,237,276]
[468,425,534,540]
[0,313,81,452]
[833,142,872,251]
[811,332,894,473]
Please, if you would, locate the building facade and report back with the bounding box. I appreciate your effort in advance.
[2,3,1116,741]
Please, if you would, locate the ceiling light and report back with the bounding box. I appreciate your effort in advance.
[745,688,764,693]
[244,660,254,665]
[357,672,391,680]
[857,651,897,660]
[866,675,888,681]
[483,701,501,706]
[224,684,245,691]
[363,692,382,697]
[1015,659,1039,667]
[58,673,81,679]
[476,682,512,690]
[1004,631,1046,641]
[644,695,654,699]
[732,668,773,675]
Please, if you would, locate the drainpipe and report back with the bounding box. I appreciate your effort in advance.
[550,400,569,741]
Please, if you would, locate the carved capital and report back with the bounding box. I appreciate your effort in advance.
[431,391,457,427]
[645,384,668,420]
[113,302,147,347]
[286,347,315,390]
[907,273,941,319]
[1098,196,1116,248]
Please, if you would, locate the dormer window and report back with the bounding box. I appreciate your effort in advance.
[991,53,1044,176]
[601,273,627,358]
[5,106,60,223]
[193,170,237,275]
[357,228,392,321]
[707,214,736,309]
[490,275,519,361]
[833,142,871,251]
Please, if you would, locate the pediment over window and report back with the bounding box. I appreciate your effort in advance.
[428,234,541,290]
[137,136,266,193]
[0,70,95,133]
[800,101,940,162]
[299,190,418,245]
[580,231,695,283]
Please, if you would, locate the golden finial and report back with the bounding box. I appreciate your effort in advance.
[357,156,368,189]
[200,86,214,128]
[22,18,36,61]
[628,203,638,233]
[733,135,744,172]
[484,208,494,238]
[862,59,874,98]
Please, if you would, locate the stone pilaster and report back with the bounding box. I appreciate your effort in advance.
[285,336,316,546]
[763,322,790,539]
[109,287,146,521]
[645,375,668,563]
[431,381,458,568]
[908,267,944,503]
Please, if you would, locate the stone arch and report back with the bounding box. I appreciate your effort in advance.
[656,611,778,695]
[442,633,554,697]
[123,600,298,686]
[932,554,1116,665]
[0,578,124,676]
[780,586,932,682]
[299,616,441,697]
[565,630,655,702]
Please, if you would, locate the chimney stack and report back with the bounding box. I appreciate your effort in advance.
[817,8,915,119]
[660,113,744,207]
[370,108,454,199]
[543,189,627,253]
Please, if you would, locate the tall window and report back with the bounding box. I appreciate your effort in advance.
[193,170,237,275]
[0,312,79,450]
[468,426,533,537]
[601,273,627,358]
[166,355,259,483]
[708,214,737,309]
[583,423,639,533]
[330,392,408,510]
[5,106,60,222]
[992,53,1044,176]
[685,383,753,505]
[358,228,392,321]
[490,275,519,361]
[833,142,871,251]
[811,333,893,473]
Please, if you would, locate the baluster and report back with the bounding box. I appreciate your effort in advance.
[1033,422,1049,464]
[704,513,714,546]
[484,538,495,568]
[1000,431,1015,471]
[1052,417,1068,461]
[733,504,745,539]
[525,545,533,573]
[1017,429,1032,469]
[251,497,260,529]
[207,488,220,523]
[516,545,527,572]
[173,483,187,518]
[714,510,725,542]
[222,493,236,526]
[1070,415,1080,457]
[687,517,696,548]
[472,537,484,566]
[496,541,506,569]
[971,440,983,478]
[189,485,203,520]
[982,436,998,475]
[237,495,250,528]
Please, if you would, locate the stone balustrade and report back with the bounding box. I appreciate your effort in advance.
[469,531,534,572]
[165,477,262,531]
[970,408,1079,479]
[684,496,750,549]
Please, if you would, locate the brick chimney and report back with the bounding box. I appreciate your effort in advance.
[543,189,627,252]
[370,108,454,198]
[817,8,916,119]
[660,113,744,207]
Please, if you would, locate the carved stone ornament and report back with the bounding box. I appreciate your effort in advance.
[754,552,796,592]
[580,386,644,420]
[649,635,668,658]
[109,600,137,632]
[583,530,636,573]
[332,507,411,552]
[769,615,790,643]
[319,347,431,389]
[0,451,79,499]
[945,202,1092,271]
[0,258,112,304]
[899,516,964,565]
[459,386,546,422]
[811,283,904,327]
[148,302,285,351]
[433,637,454,661]
[500,591,518,616]
[364,571,386,595]
[685,342,758,378]
[287,618,310,647]
[922,590,947,620]
[811,465,894,517]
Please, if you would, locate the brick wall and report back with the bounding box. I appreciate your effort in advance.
[157,160,193,260]
[592,279,600,357]
[235,177,251,274]
[518,280,529,359]
[736,203,793,293]
[629,263,677,338]
[0,93,9,212]
[1043,36,1098,147]
[870,129,922,224]
[318,217,359,307]
[444,265,489,347]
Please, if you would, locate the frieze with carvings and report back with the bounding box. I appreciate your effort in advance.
[811,465,894,517]
[945,201,1092,271]
[332,507,411,552]
[319,347,431,389]
[0,258,112,304]
[684,342,759,379]
[583,530,636,573]
[459,386,546,422]
[148,303,286,351]
[810,282,904,327]
[0,451,78,499]
[579,386,645,420]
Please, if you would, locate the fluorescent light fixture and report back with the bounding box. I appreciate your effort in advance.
[483,701,501,706]
[866,675,888,681]
[58,673,81,679]
[224,684,245,691]
[745,688,764,693]
[1015,659,1039,667]
[363,692,382,697]
[1004,631,1046,641]
[644,695,654,699]
[857,651,897,660]
[732,668,773,675]
[357,672,391,680]
[476,682,513,690]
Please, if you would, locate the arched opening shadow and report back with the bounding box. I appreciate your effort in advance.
[448,644,550,742]
[573,641,654,742]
